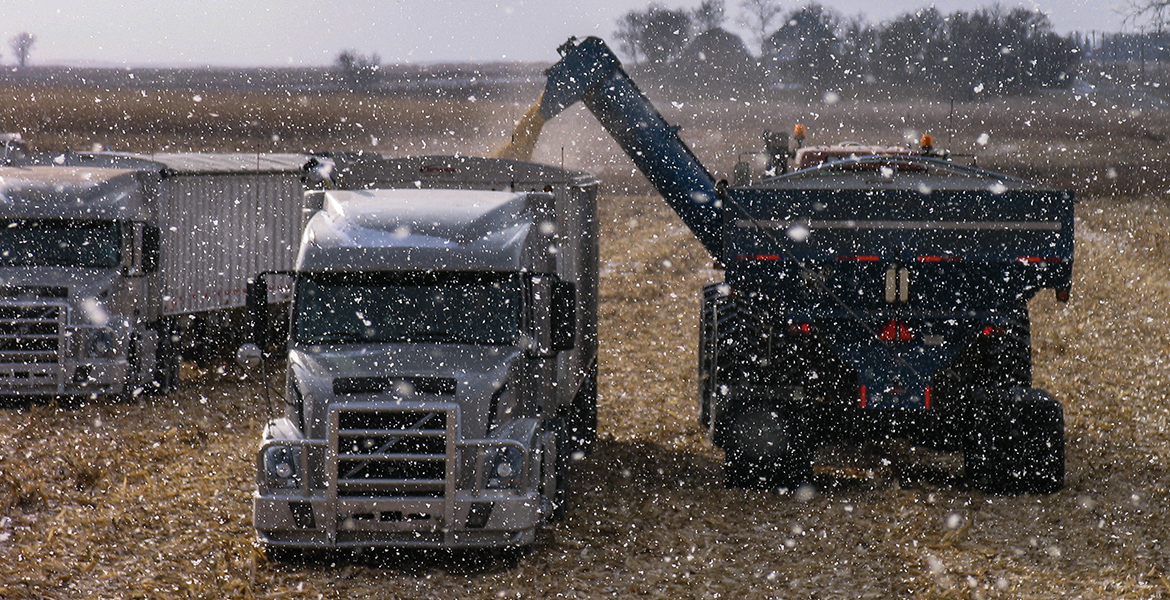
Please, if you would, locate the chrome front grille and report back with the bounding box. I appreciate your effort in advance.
[0,303,67,389]
[329,404,457,500]
[0,304,65,364]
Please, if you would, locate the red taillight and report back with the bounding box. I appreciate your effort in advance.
[1017,256,1063,264]
[836,255,881,261]
[788,322,813,335]
[736,254,781,261]
[859,385,867,408]
[924,385,932,409]
[879,318,913,342]
[916,255,962,262]
[981,325,1006,336]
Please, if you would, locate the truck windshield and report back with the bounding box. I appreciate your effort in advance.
[0,220,121,268]
[294,272,521,346]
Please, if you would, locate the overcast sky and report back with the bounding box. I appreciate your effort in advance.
[0,0,1138,67]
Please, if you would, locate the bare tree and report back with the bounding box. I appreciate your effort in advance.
[614,10,648,64]
[10,32,35,69]
[613,4,692,66]
[739,0,784,53]
[335,50,380,91]
[1123,0,1170,30]
[693,0,727,32]
[764,3,843,87]
[641,5,692,64]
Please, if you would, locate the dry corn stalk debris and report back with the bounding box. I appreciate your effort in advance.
[0,89,1169,598]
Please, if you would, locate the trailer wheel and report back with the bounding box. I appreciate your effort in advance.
[722,401,812,491]
[965,388,1064,494]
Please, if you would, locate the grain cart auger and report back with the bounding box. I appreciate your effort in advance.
[541,36,1074,494]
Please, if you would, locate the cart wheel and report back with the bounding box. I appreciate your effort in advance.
[966,388,1063,494]
[723,402,811,491]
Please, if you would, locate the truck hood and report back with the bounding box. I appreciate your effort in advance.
[289,344,523,440]
[0,267,126,327]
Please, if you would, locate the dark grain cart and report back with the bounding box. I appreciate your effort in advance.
[541,37,1073,494]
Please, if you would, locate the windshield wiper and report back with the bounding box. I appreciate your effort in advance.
[399,330,454,342]
[304,331,369,344]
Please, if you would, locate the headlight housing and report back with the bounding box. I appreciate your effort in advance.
[262,446,303,490]
[88,328,118,358]
[484,445,524,489]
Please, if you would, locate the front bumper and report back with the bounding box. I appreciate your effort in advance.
[255,491,541,549]
[253,401,544,549]
[0,359,127,397]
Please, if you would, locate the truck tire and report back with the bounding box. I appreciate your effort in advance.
[565,362,597,459]
[261,544,312,563]
[150,318,181,395]
[698,283,724,428]
[547,419,572,523]
[722,399,812,491]
[119,329,160,403]
[965,388,1064,494]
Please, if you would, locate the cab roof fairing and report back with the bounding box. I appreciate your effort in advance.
[0,166,152,221]
[295,188,555,274]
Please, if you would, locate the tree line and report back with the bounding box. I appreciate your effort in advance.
[614,1,1082,97]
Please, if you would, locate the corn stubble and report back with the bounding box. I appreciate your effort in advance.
[1,84,1169,599]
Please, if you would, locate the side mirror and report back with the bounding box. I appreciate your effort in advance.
[236,343,262,369]
[122,222,151,277]
[551,281,576,352]
[246,278,269,350]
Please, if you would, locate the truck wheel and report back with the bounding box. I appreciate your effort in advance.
[119,329,158,403]
[723,402,812,491]
[990,305,1032,387]
[151,319,181,394]
[965,388,1064,494]
[566,363,597,459]
[261,544,309,563]
[547,420,572,522]
[698,283,726,428]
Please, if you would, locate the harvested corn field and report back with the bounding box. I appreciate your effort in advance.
[2,86,1170,598]
[1,193,1168,599]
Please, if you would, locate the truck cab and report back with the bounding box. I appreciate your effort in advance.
[0,166,160,398]
[247,156,598,551]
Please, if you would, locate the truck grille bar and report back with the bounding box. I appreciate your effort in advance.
[0,303,66,387]
[328,403,457,500]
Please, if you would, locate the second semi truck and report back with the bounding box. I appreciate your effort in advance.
[0,152,318,399]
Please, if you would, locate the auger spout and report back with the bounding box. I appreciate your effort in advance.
[542,36,723,258]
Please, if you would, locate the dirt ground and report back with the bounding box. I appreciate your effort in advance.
[2,87,1170,598]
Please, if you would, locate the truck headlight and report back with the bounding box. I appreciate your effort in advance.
[484,446,523,489]
[89,329,117,358]
[262,446,302,490]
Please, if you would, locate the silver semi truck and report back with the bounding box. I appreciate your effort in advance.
[0,153,316,399]
[241,155,599,551]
